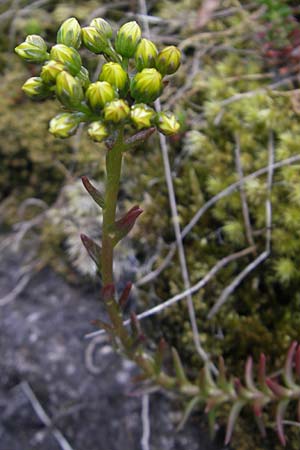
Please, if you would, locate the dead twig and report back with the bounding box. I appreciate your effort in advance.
[20,381,75,450]
[234,133,255,249]
[141,394,151,450]
[182,154,300,239]
[207,250,268,319]
[139,0,214,371]
[207,130,275,319]
[0,273,32,306]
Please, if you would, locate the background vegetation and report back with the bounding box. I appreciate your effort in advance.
[2,0,300,448]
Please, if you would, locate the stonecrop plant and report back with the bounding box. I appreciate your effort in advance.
[15,16,300,446]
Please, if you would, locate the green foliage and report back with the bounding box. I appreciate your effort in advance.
[3,1,300,448]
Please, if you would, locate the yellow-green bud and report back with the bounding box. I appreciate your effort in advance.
[104,99,130,123]
[22,77,50,99]
[87,121,109,142]
[41,60,64,84]
[130,68,163,103]
[130,103,155,129]
[56,70,84,107]
[135,38,158,71]
[76,66,90,89]
[57,17,82,49]
[15,35,48,63]
[82,26,109,54]
[90,18,112,39]
[85,81,116,111]
[156,46,181,75]
[115,21,141,58]
[49,112,83,138]
[50,44,81,76]
[98,62,128,94]
[155,112,180,135]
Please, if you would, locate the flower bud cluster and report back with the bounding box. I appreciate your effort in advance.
[15,17,181,141]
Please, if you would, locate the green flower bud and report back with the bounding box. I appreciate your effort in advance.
[156,46,181,75]
[115,21,141,58]
[76,66,90,89]
[90,18,112,39]
[87,121,109,142]
[135,38,158,71]
[49,112,83,138]
[41,60,64,84]
[15,35,48,63]
[82,26,109,54]
[56,70,84,107]
[22,77,50,99]
[155,112,180,135]
[98,62,128,94]
[86,81,116,111]
[104,99,130,123]
[130,68,163,103]
[130,103,155,129]
[57,17,82,49]
[50,44,82,75]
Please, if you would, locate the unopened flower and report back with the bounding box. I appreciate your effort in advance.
[22,77,50,99]
[76,66,90,89]
[155,112,180,135]
[15,35,48,63]
[50,44,82,75]
[156,46,181,75]
[49,112,83,138]
[98,62,128,94]
[88,121,109,142]
[130,104,155,129]
[90,18,112,39]
[85,81,116,111]
[130,68,163,103]
[82,26,109,54]
[41,60,64,84]
[56,70,84,107]
[115,21,141,58]
[104,99,130,123]
[57,17,82,49]
[135,38,157,71]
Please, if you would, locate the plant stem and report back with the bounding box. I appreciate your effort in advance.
[101,129,124,286]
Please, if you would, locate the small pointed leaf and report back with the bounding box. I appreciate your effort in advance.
[245,356,256,391]
[258,353,267,388]
[225,400,245,445]
[276,399,289,446]
[124,127,156,148]
[172,347,188,385]
[118,282,132,309]
[218,355,227,387]
[91,319,113,333]
[82,176,105,208]
[254,414,266,438]
[176,396,200,432]
[284,341,298,389]
[109,205,143,245]
[154,338,167,374]
[266,378,291,398]
[80,233,101,268]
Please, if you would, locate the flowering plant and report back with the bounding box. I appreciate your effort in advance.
[15,16,300,446]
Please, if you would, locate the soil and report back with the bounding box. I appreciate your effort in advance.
[0,245,228,450]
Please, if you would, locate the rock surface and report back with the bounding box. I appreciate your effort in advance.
[0,245,227,450]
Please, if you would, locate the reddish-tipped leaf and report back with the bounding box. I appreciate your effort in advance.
[81,176,104,208]
[118,282,132,309]
[80,233,101,267]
